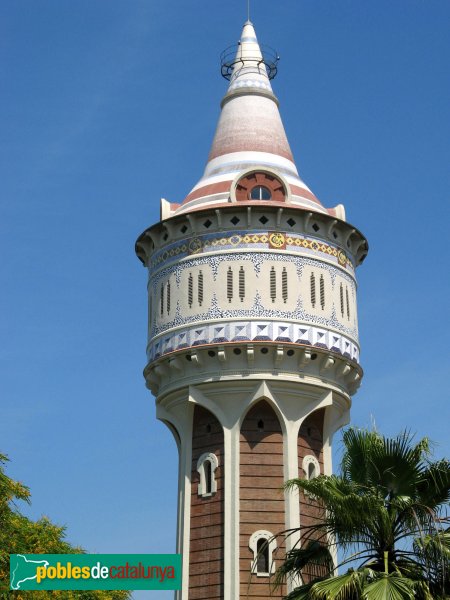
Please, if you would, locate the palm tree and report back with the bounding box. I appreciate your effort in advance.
[275,428,450,599]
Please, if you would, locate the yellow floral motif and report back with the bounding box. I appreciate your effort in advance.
[269,232,285,248]
[152,232,351,269]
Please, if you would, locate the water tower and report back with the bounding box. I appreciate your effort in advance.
[136,21,368,600]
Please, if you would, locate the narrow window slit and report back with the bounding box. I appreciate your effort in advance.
[282,267,288,303]
[227,267,233,302]
[166,281,171,314]
[310,272,316,308]
[188,273,193,308]
[239,266,245,302]
[270,266,276,302]
[198,271,204,306]
[256,539,269,574]
[320,274,325,310]
[204,461,212,494]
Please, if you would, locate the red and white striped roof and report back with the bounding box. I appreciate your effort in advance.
[169,21,345,221]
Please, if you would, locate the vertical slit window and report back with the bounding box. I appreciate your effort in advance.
[340,283,344,317]
[160,284,164,317]
[256,538,269,574]
[282,267,288,303]
[196,453,219,497]
[166,281,171,315]
[188,273,193,308]
[204,461,212,495]
[239,266,245,302]
[198,271,203,307]
[346,287,350,320]
[227,267,233,302]
[310,273,316,308]
[270,267,276,302]
[320,274,325,310]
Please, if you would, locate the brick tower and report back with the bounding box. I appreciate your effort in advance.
[136,21,368,600]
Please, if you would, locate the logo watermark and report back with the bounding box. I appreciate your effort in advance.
[10,554,181,590]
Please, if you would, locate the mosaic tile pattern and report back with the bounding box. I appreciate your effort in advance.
[148,321,360,364]
[151,252,356,287]
[149,253,358,341]
[150,230,354,274]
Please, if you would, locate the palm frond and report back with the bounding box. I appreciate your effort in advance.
[308,569,365,599]
[362,573,415,600]
[274,541,334,589]
[278,427,450,600]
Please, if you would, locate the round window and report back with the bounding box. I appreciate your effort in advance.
[250,185,272,201]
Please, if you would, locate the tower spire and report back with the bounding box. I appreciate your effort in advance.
[171,21,345,219]
[222,20,277,104]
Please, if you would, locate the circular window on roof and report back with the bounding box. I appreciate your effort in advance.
[235,171,286,202]
[250,185,271,200]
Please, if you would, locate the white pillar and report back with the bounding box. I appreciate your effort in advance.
[223,420,241,600]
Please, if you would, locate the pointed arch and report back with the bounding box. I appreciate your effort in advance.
[238,391,288,439]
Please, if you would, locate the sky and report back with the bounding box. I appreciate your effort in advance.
[1,1,449,598]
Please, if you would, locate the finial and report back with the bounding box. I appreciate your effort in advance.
[220,21,279,82]
[247,0,250,23]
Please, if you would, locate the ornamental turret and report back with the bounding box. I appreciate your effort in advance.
[136,20,368,600]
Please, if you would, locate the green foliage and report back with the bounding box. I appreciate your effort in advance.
[276,428,450,599]
[0,454,130,600]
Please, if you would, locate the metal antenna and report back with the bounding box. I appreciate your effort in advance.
[247,0,250,22]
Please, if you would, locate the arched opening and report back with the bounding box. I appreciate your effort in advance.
[235,171,286,203]
[308,461,317,480]
[249,530,277,577]
[196,452,219,498]
[256,538,269,574]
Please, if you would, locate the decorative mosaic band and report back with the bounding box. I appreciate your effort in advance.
[151,231,353,274]
[148,320,360,364]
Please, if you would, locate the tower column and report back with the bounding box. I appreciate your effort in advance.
[283,420,301,592]
[156,400,194,600]
[180,425,192,600]
[223,421,240,600]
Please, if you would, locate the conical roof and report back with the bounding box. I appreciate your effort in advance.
[170,21,344,220]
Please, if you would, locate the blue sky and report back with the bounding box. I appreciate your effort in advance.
[1,1,449,597]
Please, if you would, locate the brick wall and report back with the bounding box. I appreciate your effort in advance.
[189,405,224,598]
[298,409,326,583]
[240,400,286,599]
